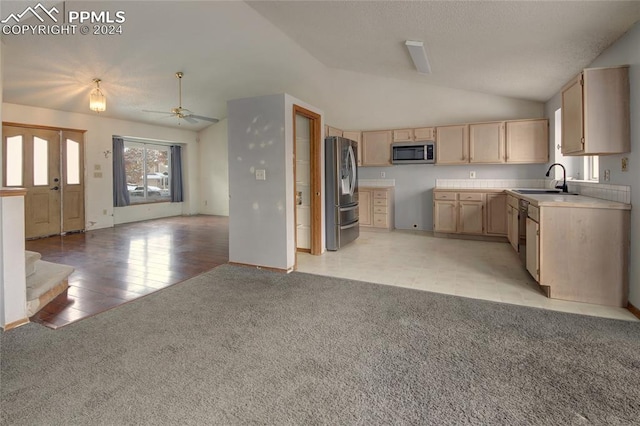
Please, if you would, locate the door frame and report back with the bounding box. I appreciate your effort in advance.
[2,122,87,238]
[292,105,322,258]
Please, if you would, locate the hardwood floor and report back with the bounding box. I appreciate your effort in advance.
[26,215,229,329]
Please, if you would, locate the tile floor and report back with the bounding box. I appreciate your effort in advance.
[297,230,638,322]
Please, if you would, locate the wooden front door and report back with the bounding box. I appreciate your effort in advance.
[2,124,85,238]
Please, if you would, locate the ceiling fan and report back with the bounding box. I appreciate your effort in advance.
[144,72,219,124]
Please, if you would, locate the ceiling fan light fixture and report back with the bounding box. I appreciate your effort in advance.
[405,40,431,74]
[90,78,106,112]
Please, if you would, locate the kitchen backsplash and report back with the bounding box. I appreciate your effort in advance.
[563,181,631,204]
[436,178,631,204]
[435,179,546,189]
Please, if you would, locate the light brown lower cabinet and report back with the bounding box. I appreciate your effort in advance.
[529,205,629,307]
[506,195,519,251]
[434,190,508,237]
[358,189,372,226]
[360,187,394,230]
[485,193,507,235]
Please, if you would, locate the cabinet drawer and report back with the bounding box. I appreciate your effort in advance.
[528,205,540,222]
[373,214,388,227]
[373,198,388,207]
[373,190,388,199]
[459,193,483,201]
[373,206,387,214]
[434,192,456,201]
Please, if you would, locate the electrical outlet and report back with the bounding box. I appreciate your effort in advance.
[604,169,611,181]
[255,169,266,180]
[204,200,208,206]
[622,157,628,172]
[103,209,107,215]
[469,171,476,179]
[381,172,386,178]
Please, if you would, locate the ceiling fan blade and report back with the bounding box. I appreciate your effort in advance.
[143,109,173,115]
[190,114,219,123]
[182,116,198,124]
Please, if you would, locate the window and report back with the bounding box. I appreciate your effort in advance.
[6,135,23,186]
[585,155,599,182]
[124,141,171,203]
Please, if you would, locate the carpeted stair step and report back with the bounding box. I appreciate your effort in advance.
[25,250,42,277]
[26,259,74,316]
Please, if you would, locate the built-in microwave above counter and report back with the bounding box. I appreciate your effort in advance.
[391,141,436,164]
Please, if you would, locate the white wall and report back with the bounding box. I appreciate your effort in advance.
[198,119,229,216]
[1,103,199,229]
[227,93,323,271]
[587,22,640,308]
[0,194,27,327]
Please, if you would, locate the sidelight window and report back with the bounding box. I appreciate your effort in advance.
[6,135,23,186]
[33,136,48,186]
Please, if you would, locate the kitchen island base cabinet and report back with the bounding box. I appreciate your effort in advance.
[536,206,629,307]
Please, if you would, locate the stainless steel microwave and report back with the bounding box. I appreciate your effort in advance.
[391,142,436,164]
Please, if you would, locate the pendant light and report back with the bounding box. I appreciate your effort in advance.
[90,78,106,112]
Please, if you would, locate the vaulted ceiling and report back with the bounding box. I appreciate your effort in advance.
[2,1,639,131]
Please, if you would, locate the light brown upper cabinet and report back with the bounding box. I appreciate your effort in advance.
[469,122,505,164]
[392,127,435,142]
[362,130,393,166]
[325,125,343,138]
[505,119,549,163]
[435,125,469,165]
[342,131,362,166]
[561,66,630,155]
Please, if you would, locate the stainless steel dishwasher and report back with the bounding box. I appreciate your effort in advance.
[518,198,529,264]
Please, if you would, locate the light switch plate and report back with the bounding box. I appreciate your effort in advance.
[255,169,266,180]
[469,171,476,179]
[622,157,628,172]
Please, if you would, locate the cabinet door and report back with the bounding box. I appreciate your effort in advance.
[326,126,343,138]
[436,125,469,164]
[414,127,435,141]
[526,217,539,282]
[434,201,457,233]
[392,129,414,142]
[358,189,372,227]
[343,131,362,167]
[469,122,505,163]
[505,119,549,163]
[362,130,393,166]
[507,206,519,252]
[486,193,507,235]
[561,74,584,154]
[459,201,483,234]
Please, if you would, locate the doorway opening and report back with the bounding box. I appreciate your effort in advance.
[292,106,322,258]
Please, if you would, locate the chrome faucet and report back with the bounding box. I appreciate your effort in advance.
[545,163,568,192]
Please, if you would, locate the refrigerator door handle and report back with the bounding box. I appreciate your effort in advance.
[339,205,358,212]
[347,144,357,196]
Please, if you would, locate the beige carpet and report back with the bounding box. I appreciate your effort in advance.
[2,264,639,425]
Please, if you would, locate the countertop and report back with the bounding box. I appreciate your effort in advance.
[504,189,631,210]
[433,187,631,210]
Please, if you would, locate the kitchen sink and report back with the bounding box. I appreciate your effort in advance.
[513,189,578,195]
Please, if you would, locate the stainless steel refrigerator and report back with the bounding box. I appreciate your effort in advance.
[325,136,359,251]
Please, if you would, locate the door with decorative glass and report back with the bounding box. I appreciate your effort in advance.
[2,125,85,238]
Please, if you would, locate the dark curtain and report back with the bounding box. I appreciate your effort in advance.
[170,145,184,202]
[112,136,130,207]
